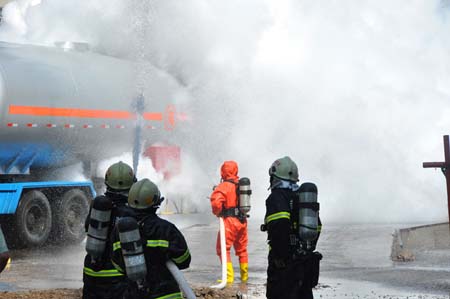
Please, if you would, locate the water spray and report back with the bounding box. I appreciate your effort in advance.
[132,93,145,175]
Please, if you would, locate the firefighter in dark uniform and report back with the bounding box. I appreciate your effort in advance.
[263,156,322,299]
[111,178,191,299]
[0,224,10,273]
[83,161,137,299]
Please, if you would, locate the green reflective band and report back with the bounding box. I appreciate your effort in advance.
[265,211,290,224]
[83,267,124,277]
[147,239,169,248]
[155,292,183,299]
[317,225,322,232]
[113,241,121,251]
[172,249,190,264]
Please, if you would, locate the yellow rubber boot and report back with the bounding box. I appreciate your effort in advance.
[227,262,234,284]
[240,263,248,282]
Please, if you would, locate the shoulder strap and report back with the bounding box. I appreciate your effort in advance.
[223,179,238,186]
[137,215,151,228]
[289,194,297,230]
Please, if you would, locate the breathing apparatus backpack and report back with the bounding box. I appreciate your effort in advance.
[238,177,252,215]
[117,216,147,283]
[287,182,320,253]
[293,182,322,288]
[297,182,320,245]
[220,177,252,221]
[86,196,113,260]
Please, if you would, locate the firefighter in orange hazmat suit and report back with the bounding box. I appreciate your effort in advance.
[210,160,248,284]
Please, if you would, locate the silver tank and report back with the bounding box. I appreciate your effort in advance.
[0,42,186,173]
[298,182,319,242]
[86,195,112,259]
[118,216,147,282]
[238,177,251,214]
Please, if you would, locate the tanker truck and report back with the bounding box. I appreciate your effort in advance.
[0,41,186,248]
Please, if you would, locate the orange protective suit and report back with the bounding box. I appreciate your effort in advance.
[210,161,248,283]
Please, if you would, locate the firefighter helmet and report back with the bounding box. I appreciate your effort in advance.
[105,161,135,191]
[269,156,299,182]
[128,178,163,209]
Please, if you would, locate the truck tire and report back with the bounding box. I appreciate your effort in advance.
[14,190,52,248]
[51,189,90,244]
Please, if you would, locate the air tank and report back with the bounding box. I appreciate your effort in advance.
[0,42,188,174]
[238,177,251,214]
[298,182,319,242]
[118,216,147,282]
[86,195,112,259]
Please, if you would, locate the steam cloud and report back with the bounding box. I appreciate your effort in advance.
[1,0,450,222]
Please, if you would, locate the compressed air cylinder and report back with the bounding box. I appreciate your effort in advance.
[86,196,112,258]
[238,177,252,214]
[298,182,319,241]
[118,217,147,282]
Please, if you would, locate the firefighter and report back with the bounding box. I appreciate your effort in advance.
[82,161,137,299]
[263,156,322,299]
[210,160,248,284]
[111,178,191,299]
[0,225,10,273]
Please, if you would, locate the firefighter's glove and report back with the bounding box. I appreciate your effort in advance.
[273,258,286,269]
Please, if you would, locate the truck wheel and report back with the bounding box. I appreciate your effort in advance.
[14,190,52,248]
[52,189,90,244]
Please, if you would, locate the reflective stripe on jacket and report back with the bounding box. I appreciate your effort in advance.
[112,240,190,266]
[83,267,124,278]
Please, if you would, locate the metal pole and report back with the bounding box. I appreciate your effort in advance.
[443,135,450,224]
[423,135,450,224]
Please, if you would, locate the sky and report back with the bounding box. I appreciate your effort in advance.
[1,0,450,223]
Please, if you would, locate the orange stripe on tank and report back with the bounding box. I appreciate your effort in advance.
[143,112,163,121]
[9,105,134,119]
[8,105,179,124]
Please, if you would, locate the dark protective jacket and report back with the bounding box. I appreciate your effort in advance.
[0,225,9,274]
[83,192,135,297]
[111,211,191,299]
[265,188,321,260]
[264,188,322,299]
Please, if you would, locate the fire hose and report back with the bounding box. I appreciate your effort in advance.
[166,260,196,299]
[210,217,227,289]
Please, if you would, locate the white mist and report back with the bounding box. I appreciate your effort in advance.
[1,0,449,223]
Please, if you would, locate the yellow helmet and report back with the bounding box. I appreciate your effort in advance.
[128,179,163,209]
